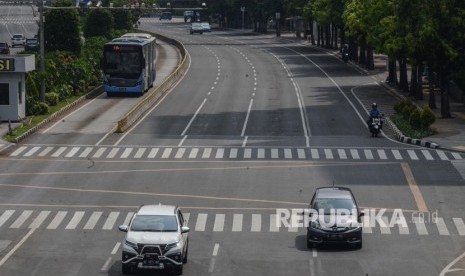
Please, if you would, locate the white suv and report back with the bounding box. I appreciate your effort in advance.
[11,34,26,47]
[118,204,189,275]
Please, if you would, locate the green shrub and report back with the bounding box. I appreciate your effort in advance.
[409,108,422,129]
[36,102,49,115]
[52,84,73,100]
[26,74,39,99]
[421,106,436,129]
[45,92,59,106]
[402,104,416,120]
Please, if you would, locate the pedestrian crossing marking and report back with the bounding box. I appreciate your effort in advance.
[7,146,465,162]
[0,209,464,236]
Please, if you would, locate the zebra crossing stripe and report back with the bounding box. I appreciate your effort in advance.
[257,149,265,159]
[364,149,374,160]
[65,147,80,158]
[362,214,373,234]
[0,210,15,227]
[412,217,428,235]
[452,218,465,236]
[38,146,54,157]
[83,212,103,230]
[51,147,67,157]
[123,212,134,226]
[189,148,199,159]
[79,147,93,158]
[213,214,225,232]
[244,148,252,158]
[10,210,33,228]
[407,150,419,160]
[380,217,391,234]
[92,148,106,158]
[421,150,434,161]
[297,149,306,159]
[270,214,279,232]
[271,149,279,159]
[338,149,347,159]
[10,146,27,157]
[134,148,146,159]
[232,214,243,232]
[65,211,85,230]
[324,149,333,159]
[175,148,186,159]
[202,148,212,158]
[251,214,261,232]
[161,148,172,158]
[195,214,207,231]
[106,148,120,159]
[121,148,133,158]
[24,146,41,157]
[215,148,224,159]
[47,211,67,230]
[435,218,450,235]
[311,149,319,159]
[102,212,120,230]
[230,148,238,158]
[436,150,448,161]
[377,150,387,160]
[350,149,360,159]
[29,211,51,229]
[284,149,292,159]
[452,152,462,160]
[147,148,159,158]
[395,216,409,235]
[392,150,402,160]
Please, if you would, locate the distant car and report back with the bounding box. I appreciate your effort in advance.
[118,204,189,275]
[0,42,10,55]
[306,187,364,249]
[183,10,193,22]
[159,12,172,21]
[11,34,26,47]
[190,22,203,34]
[25,38,39,51]
[200,22,211,32]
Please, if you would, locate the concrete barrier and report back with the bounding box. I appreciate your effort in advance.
[116,32,190,133]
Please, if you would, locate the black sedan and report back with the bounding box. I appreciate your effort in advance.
[306,186,364,249]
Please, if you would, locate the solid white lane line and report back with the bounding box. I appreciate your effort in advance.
[212,243,220,257]
[111,242,121,255]
[241,99,254,136]
[181,98,207,136]
[178,135,188,147]
[242,136,248,147]
[100,257,112,272]
[0,228,36,267]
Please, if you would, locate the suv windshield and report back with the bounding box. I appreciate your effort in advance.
[130,215,178,232]
[314,198,356,214]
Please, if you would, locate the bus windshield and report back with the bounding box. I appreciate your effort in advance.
[103,45,142,77]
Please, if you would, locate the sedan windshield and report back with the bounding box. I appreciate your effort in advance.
[130,215,178,232]
[314,198,356,214]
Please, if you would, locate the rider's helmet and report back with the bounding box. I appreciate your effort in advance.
[372,103,377,108]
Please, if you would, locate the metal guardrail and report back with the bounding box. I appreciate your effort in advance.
[116,32,189,133]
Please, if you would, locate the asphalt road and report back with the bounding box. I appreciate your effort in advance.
[1,9,465,276]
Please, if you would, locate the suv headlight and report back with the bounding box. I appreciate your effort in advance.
[310,220,321,230]
[165,242,181,251]
[124,240,138,251]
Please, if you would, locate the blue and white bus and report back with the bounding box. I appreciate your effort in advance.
[102,33,156,96]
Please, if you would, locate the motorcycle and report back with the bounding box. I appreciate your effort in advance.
[342,52,349,63]
[369,117,383,137]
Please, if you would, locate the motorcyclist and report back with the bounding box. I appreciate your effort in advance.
[367,103,382,129]
[341,44,349,62]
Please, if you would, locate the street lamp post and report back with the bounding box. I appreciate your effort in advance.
[275,12,280,37]
[240,6,244,31]
[39,1,45,102]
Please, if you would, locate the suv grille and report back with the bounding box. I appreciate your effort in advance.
[137,244,168,255]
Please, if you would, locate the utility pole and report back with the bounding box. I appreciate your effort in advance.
[39,1,45,102]
[240,6,244,31]
[276,12,280,37]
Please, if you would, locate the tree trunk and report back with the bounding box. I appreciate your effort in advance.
[428,64,437,109]
[359,42,366,66]
[366,46,374,70]
[410,63,418,97]
[440,71,452,118]
[317,25,321,46]
[326,25,331,48]
[416,63,424,100]
[386,58,397,85]
[310,20,315,45]
[399,58,409,93]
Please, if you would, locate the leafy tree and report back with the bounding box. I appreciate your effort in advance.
[44,7,81,54]
[84,9,114,39]
[111,9,134,31]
